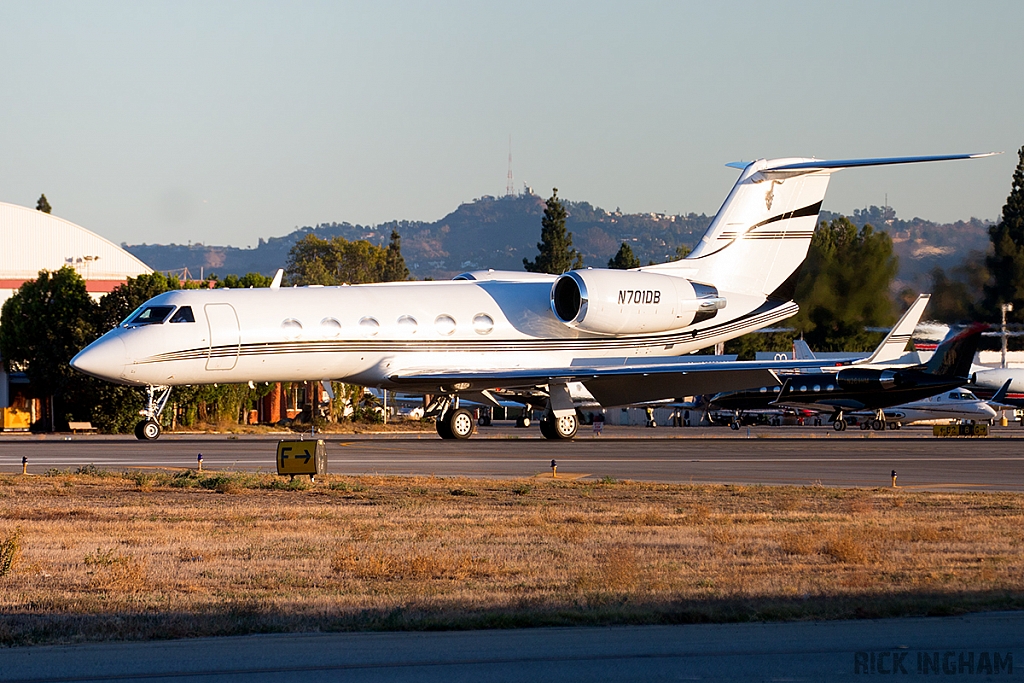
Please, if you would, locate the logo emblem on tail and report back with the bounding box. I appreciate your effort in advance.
[765,180,782,210]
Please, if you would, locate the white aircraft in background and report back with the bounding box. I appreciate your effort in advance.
[970,369,1024,408]
[849,389,996,429]
[71,153,994,440]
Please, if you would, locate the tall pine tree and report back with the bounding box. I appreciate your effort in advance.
[381,229,410,281]
[523,188,583,274]
[608,242,640,269]
[983,145,1024,323]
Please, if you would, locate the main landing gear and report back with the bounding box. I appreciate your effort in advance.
[831,410,848,431]
[135,385,171,441]
[437,407,475,440]
[428,394,578,441]
[428,396,475,440]
[858,409,901,431]
[539,410,578,440]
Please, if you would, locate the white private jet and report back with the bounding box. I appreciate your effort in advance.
[850,389,996,428]
[71,153,994,440]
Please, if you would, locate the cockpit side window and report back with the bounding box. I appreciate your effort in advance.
[169,306,195,323]
[128,305,176,325]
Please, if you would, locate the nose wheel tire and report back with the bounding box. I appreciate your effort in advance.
[832,419,847,431]
[135,419,161,441]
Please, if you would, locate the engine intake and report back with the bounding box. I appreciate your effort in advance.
[550,269,726,335]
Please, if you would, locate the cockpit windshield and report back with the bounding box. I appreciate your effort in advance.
[947,391,978,400]
[127,305,176,326]
[169,306,195,323]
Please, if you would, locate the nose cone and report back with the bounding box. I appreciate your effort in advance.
[980,402,998,419]
[71,336,127,382]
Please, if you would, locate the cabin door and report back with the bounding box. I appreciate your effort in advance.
[205,303,240,371]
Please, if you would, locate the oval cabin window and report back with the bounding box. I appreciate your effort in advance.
[397,315,418,333]
[281,318,302,339]
[472,313,494,335]
[359,317,380,336]
[434,315,456,336]
[320,318,342,338]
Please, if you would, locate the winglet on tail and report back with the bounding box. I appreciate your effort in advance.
[861,294,931,365]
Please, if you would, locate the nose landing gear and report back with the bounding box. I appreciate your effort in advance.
[540,410,578,439]
[134,385,171,441]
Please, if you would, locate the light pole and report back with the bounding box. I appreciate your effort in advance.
[1001,303,1014,369]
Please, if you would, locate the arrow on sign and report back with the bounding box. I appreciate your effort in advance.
[300,449,311,464]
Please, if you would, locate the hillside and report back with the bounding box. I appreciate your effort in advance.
[124,194,991,289]
[818,206,991,293]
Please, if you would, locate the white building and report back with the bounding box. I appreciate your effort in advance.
[1,201,153,429]
[0,201,151,311]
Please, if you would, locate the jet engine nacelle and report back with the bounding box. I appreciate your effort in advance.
[549,269,726,335]
[835,368,906,391]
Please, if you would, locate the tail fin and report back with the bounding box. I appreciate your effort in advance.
[646,154,996,300]
[792,339,816,360]
[991,378,1014,405]
[924,323,987,378]
[859,293,930,365]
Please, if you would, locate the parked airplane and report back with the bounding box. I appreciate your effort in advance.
[969,368,1024,408]
[775,324,987,430]
[708,294,932,426]
[848,388,996,429]
[70,154,993,440]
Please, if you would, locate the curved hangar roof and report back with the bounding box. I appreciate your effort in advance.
[0,201,152,293]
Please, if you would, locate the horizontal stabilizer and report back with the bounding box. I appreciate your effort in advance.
[767,152,999,172]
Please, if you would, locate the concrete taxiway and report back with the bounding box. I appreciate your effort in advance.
[2,611,1020,682]
[2,424,1023,490]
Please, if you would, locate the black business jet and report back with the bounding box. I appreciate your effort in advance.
[710,324,987,431]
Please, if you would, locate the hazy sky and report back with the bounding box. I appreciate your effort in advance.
[1,1,1021,247]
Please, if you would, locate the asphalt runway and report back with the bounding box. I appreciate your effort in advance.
[2,612,1020,682]
[3,424,1024,490]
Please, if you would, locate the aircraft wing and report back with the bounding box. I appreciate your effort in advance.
[387,358,834,407]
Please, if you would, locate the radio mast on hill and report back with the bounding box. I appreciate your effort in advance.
[506,135,514,197]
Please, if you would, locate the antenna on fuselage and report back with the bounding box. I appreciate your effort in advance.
[270,269,284,290]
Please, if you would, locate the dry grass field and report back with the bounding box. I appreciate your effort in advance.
[1,468,1023,645]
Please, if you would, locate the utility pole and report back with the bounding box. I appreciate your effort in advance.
[1001,303,1014,369]
[506,135,514,197]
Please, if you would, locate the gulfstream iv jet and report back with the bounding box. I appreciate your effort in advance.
[71,153,993,440]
